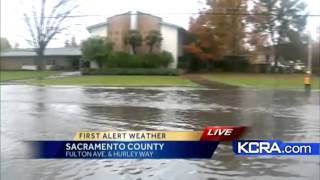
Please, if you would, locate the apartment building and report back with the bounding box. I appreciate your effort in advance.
[87,11,185,69]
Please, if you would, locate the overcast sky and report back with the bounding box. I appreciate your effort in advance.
[1,0,319,48]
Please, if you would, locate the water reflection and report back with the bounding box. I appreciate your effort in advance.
[1,85,319,180]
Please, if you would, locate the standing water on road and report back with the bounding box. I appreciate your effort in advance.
[1,85,319,180]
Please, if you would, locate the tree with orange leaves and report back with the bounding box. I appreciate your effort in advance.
[185,0,248,62]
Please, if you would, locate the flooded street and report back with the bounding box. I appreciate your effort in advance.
[1,85,319,180]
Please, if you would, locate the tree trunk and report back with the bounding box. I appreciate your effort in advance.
[132,46,137,54]
[269,30,279,73]
[97,59,103,69]
[273,35,284,73]
[149,45,153,53]
[36,49,45,71]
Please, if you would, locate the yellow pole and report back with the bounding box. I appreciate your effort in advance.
[304,71,311,92]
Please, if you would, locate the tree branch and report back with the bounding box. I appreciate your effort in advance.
[23,0,78,70]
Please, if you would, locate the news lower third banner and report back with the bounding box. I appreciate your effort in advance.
[26,126,246,159]
[25,127,320,159]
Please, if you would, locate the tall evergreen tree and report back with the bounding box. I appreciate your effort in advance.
[0,37,12,51]
[250,0,307,69]
[71,36,78,47]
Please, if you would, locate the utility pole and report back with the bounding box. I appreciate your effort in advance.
[304,31,313,93]
[307,31,313,74]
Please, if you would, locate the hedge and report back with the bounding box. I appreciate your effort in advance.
[105,51,173,68]
[81,68,179,76]
[178,54,250,72]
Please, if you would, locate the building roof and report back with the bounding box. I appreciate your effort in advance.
[160,22,183,30]
[86,11,184,32]
[0,48,81,57]
[87,21,109,31]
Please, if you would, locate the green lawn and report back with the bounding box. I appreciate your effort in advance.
[3,71,318,89]
[204,73,320,89]
[0,71,59,81]
[31,75,197,87]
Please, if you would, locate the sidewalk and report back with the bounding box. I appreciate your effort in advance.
[182,74,237,89]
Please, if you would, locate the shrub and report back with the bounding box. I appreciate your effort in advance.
[215,56,249,72]
[81,36,113,68]
[178,54,249,72]
[178,54,212,72]
[105,51,173,68]
[106,52,132,68]
[81,68,178,76]
[50,65,76,71]
[158,51,174,67]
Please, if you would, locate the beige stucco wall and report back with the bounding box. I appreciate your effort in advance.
[89,26,108,37]
[161,25,179,68]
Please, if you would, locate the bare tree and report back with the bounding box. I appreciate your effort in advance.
[24,0,78,70]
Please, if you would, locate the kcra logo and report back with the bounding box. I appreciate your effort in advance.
[233,140,318,155]
[236,141,281,154]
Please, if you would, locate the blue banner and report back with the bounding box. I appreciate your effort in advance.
[233,140,320,156]
[27,141,220,159]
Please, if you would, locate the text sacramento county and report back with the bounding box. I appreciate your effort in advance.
[65,142,164,158]
[66,142,164,151]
